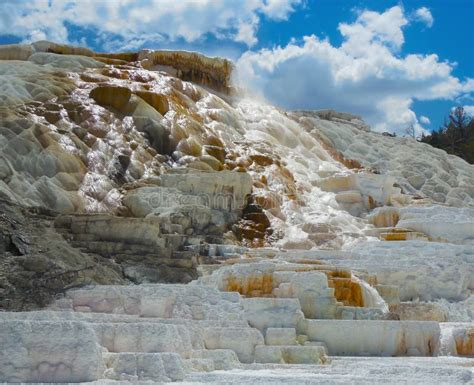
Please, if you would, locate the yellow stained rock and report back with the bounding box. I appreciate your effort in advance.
[176,137,202,157]
[369,208,400,228]
[455,329,474,356]
[198,155,223,171]
[203,145,226,163]
[90,85,132,111]
[33,40,94,57]
[203,134,225,148]
[93,52,139,62]
[140,50,233,93]
[328,276,364,307]
[186,160,215,171]
[135,90,169,116]
[0,43,33,60]
[225,274,274,297]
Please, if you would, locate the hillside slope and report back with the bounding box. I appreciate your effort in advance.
[0,42,473,383]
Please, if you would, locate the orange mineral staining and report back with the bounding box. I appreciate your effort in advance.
[455,328,474,356]
[89,85,132,111]
[382,232,409,241]
[310,130,362,170]
[94,52,139,62]
[329,277,364,307]
[369,209,400,228]
[225,274,274,297]
[134,90,169,115]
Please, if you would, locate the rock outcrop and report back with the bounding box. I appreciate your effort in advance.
[0,198,126,311]
[0,320,104,382]
[291,110,474,207]
[0,41,473,383]
[139,49,234,93]
[0,40,233,93]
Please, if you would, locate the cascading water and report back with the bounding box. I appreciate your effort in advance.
[439,324,458,356]
[353,274,389,314]
[195,96,375,249]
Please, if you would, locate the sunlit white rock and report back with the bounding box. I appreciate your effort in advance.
[396,205,474,244]
[242,298,305,332]
[202,327,264,363]
[304,320,440,356]
[0,320,104,383]
[265,328,297,345]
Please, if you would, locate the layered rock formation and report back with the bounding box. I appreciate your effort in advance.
[0,41,473,383]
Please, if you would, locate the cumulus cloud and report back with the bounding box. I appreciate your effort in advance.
[464,105,474,116]
[339,6,407,53]
[0,0,301,48]
[413,7,434,28]
[420,116,431,125]
[236,6,474,135]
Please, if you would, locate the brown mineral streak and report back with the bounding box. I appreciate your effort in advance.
[455,329,474,356]
[226,274,274,297]
[145,50,234,93]
[328,277,364,307]
[224,266,365,307]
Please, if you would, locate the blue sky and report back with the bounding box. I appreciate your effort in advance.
[1,0,473,135]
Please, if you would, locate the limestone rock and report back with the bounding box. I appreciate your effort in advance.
[122,170,252,238]
[0,320,104,383]
[190,349,241,370]
[0,43,33,60]
[242,298,305,332]
[32,40,95,56]
[254,345,283,363]
[0,199,126,311]
[394,302,448,322]
[304,320,440,356]
[138,49,234,92]
[159,170,252,212]
[280,345,329,364]
[90,85,132,111]
[203,327,264,363]
[103,352,186,381]
[452,325,474,356]
[396,205,474,244]
[92,322,193,354]
[291,110,474,207]
[0,39,473,383]
[56,214,163,247]
[28,52,105,71]
[0,61,75,106]
[135,90,170,115]
[265,328,297,345]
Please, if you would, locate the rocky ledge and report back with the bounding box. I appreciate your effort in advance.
[0,41,473,383]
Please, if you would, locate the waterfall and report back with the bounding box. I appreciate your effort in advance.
[352,274,389,314]
[438,324,457,356]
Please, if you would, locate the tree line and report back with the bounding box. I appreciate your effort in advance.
[420,107,474,164]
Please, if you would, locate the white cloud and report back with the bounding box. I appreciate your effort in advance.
[0,0,301,48]
[339,6,407,53]
[413,7,434,28]
[464,105,474,116]
[420,115,431,125]
[235,15,260,46]
[261,0,301,20]
[236,6,474,135]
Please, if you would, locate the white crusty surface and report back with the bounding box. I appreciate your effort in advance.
[292,111,474,207]
[0,320,104,383]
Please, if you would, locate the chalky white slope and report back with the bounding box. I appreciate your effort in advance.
[0,42,473,384]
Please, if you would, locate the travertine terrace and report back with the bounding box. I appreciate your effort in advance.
[0,41,473,384]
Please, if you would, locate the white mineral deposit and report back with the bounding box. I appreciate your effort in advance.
[0,2,473,384]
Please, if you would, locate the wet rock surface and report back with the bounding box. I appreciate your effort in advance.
[0,198,125,310]
[0,41,473,383]
[0,197,201,310]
